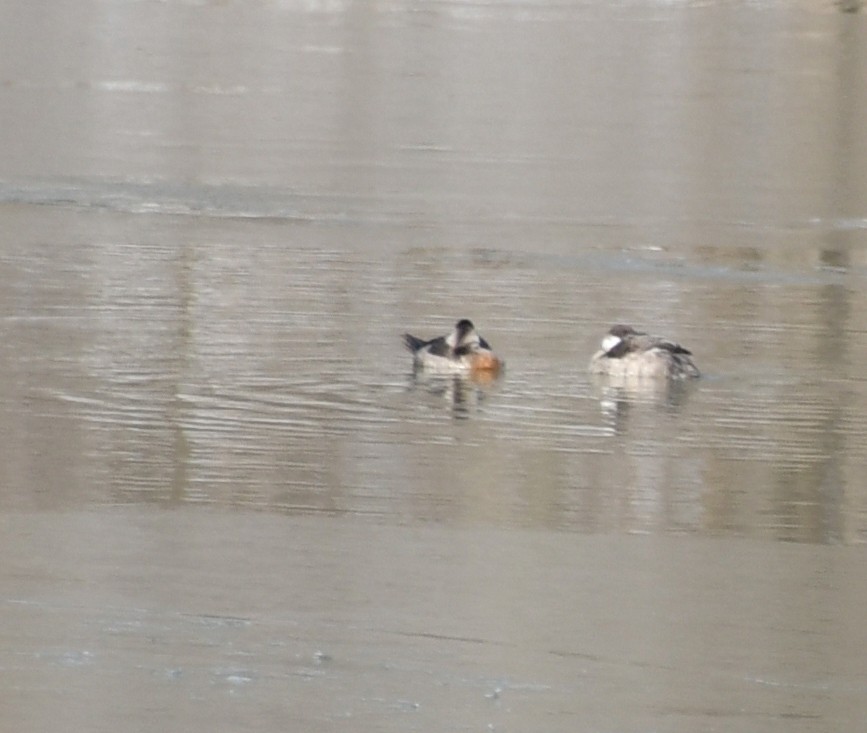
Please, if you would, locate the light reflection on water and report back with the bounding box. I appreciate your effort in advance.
[0,0,866,544]
[2,202,867,544]
[4,3,867,731]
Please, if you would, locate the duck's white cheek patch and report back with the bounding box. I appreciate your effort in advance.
[601,334,622,353]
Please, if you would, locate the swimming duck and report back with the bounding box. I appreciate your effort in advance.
[589,324,700,379]
[403,319,503,374]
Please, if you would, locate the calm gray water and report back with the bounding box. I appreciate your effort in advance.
[2,1,867,731]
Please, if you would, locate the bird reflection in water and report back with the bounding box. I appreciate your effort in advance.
[407,370,501,419]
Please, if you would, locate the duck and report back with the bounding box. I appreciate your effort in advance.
[403,319,503,375]
[589,324,700,379]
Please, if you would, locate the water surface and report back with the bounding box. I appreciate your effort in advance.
[2,1,867,730]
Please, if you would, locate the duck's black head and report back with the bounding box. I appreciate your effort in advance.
[455,319,476,341]
[608,324,639,338]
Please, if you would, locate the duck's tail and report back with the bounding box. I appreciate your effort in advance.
[403,333,426,353]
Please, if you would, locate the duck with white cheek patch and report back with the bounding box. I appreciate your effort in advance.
[403,319,504,376]
[589,324,700,380]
